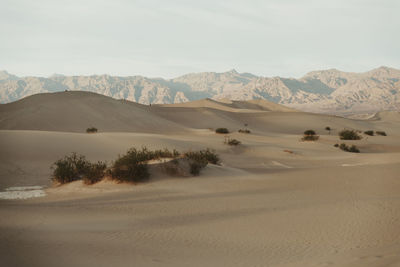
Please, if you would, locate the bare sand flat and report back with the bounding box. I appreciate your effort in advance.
[1,92,400,266]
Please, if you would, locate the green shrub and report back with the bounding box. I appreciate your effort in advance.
[339,130,362,140]
[183,148,220,175]
[238,129,251,134]
[152,148,180,159]
[188,161,206,176]
[376,131,387,136]
[225,138,241,146]
[51,153,91,184]
[110,148,151,183]
[86,127,98,133]
[83,161,107,185]
[302,129,319,141]
[334,143,339,147]
[364,130,374,136]
[302,135,319,141]
[304,129,316,136]
[215,128,229,134]
[338,143,360,153]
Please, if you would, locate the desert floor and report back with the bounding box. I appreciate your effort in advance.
[1,93,400,267]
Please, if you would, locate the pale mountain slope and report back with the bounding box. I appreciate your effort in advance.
[1,67,399,114]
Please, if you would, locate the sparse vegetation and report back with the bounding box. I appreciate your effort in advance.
[325,126,331,134]
[302,130,319,141]
[238,129,251,134]
[215,128,229,134]
[83,161,107,185]
[183,148,220,175]
[339,130,362,140]
[51,153,106,184]
[86,127,98,133]
[364,130,374,136]
[110,147,152,183]
[51,148,220,184]
[376,131,387,136]
[338,143,360,153]
[225,138,241,146]
[334,143,339,147]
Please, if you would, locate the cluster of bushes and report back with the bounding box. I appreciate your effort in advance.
[51,153,107,185]
[86,127,98,133]
[51,147,220,184]
[334,143,360,153]
[183,148,220,175]
[215,128,229,134]
[302,130,319,141]
[339,130,362,140]
[238,129,251,134]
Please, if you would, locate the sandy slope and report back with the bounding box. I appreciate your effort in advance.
[1,92,400,267]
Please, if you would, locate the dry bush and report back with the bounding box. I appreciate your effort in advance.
[339,130,362,140]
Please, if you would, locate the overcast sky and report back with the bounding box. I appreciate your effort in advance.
[1,0,399,78]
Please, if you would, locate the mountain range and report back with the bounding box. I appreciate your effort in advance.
[1,66,399,115]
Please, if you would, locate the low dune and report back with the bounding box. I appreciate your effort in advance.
[1,91,400,266]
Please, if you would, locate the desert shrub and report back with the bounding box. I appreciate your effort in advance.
[302,130,319,141]
[86,127,98,133]
[238,129,251,134]
[376,131,387,136]
[51,153,91,184]
[152,148,180,159]
[162,159,182,176]
[189,148,220,165]
[225,138,241,146]
[339,130,362,140]
[339,143,360,153]
[83,161,107,185]
[302,135,319,141]
[304,129,316,136]
[183,149,220,175]
[215,128,229,134]
[110,148,151,183]
[188,161,206,176]
[364,130,374,136]
[334,143,339,147]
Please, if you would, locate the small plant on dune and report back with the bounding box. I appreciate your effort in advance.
[86,127,98,133]
[225,138,241,146]
[364,130,374,136]
[238,129,251,134]
[338,143,360,153]
[325,126,331,135]
[51,153,91,184]
[334,143,339,147]
[83,161,107,185]
[110,147,151,183]
[215,128,229,134]
[376,131,387,136]
[302,130,319,141]
[339,130,362,140]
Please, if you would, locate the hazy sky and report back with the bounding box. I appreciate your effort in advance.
[1,0,399,78]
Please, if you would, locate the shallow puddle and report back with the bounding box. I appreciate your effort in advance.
[0,186,46,200]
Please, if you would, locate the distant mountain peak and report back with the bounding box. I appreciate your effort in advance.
[1,67,399,115]
[0,70,18,81]
[226,69,238,74]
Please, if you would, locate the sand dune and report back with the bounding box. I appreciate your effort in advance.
[1,91,400,266]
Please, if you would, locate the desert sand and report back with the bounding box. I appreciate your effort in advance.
[1,91,400,267]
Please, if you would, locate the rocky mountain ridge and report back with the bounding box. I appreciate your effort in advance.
[1,66,399,114]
